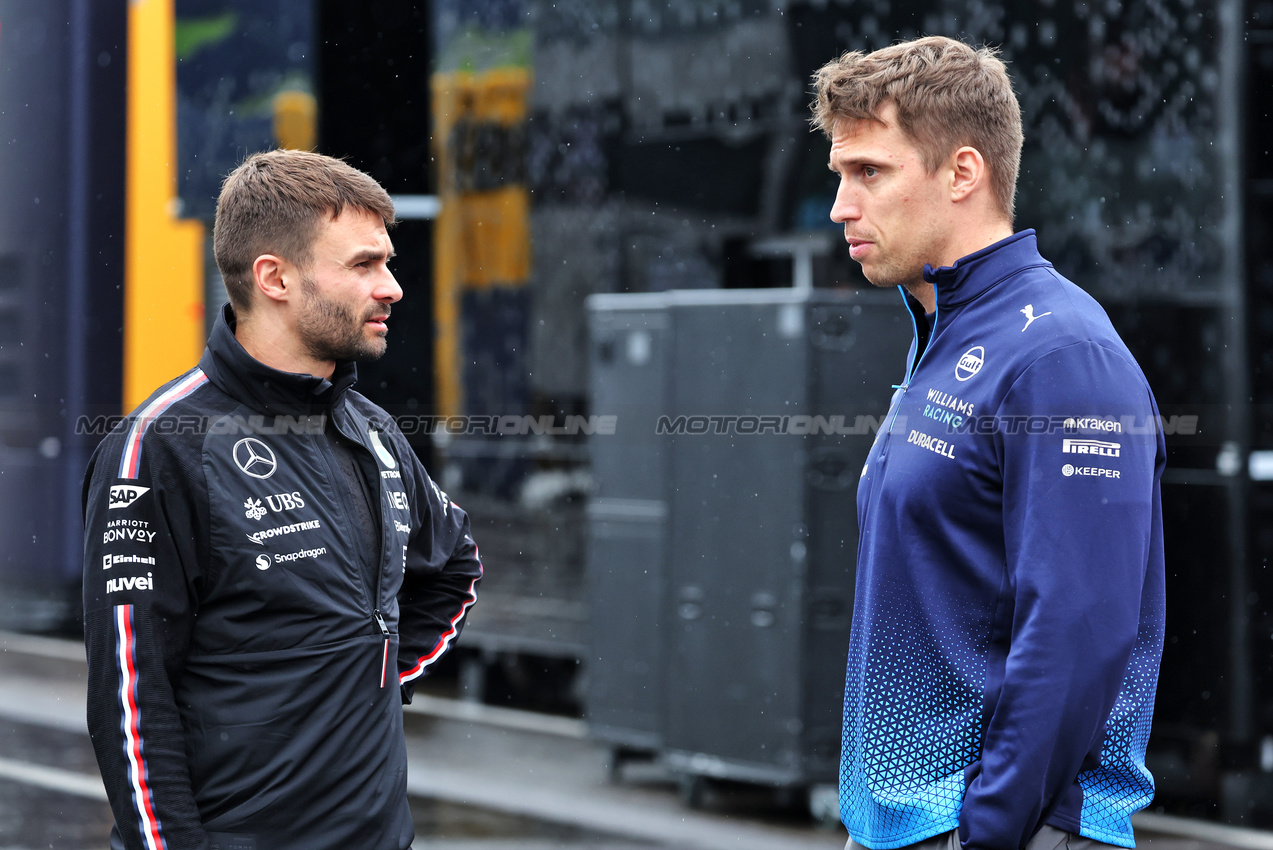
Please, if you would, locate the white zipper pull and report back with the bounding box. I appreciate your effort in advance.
[374,610,390,688]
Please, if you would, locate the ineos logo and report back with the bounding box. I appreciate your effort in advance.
[233,438,277,479]
[955,346,985,382]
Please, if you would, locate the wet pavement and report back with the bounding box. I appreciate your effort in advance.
[0,631,1268,850]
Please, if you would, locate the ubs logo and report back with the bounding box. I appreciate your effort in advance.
[955,346,985,382]
[233,438,277,479]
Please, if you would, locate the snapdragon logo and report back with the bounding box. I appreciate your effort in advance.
[274,546,327,564]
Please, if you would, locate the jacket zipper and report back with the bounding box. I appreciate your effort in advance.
[883,288,939,436]
[862,288,940,532]
[374,609,390,689]
[332,415,393,690]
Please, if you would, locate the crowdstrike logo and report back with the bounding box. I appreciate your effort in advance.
[955,346,984,381]
[246,519,322,546]
[233,438,277,479]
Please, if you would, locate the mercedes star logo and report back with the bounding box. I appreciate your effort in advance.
[233,438,278,479]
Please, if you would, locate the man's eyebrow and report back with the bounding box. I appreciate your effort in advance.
[348,247,396,264]
[829,154,882,171]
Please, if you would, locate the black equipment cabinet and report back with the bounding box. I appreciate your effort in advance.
[585,287,910,805]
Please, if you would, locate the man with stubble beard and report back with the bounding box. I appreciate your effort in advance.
[83,149,482,850]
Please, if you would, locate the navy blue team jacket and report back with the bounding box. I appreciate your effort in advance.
[840,231,1166,850]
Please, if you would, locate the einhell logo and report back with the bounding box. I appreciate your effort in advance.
[109,485,150,509]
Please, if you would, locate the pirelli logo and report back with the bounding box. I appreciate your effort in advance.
[1062,438,1121,458]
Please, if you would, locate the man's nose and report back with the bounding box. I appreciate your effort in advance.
[378,270,403,304]
[830,181,860,224]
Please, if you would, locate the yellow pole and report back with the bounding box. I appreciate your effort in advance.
[124,0,205,412]
[431,68,531,418]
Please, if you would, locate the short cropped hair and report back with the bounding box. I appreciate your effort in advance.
[810,36,1023,222]
[213,149,396,314]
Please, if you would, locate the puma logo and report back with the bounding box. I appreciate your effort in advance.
[1020,304,1052,332]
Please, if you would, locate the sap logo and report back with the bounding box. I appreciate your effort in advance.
[109,485,150,510]
[955,346,985,381]
[265,491,306,512]
[106,573,153,594]
[388,490,409,511]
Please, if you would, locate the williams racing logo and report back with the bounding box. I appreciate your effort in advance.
[109,485,150,509]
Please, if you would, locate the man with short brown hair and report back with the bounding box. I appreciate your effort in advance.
[814,37,1165,850]
[83,149,482,849]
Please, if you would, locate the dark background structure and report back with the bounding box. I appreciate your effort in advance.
[1,0,1272,828]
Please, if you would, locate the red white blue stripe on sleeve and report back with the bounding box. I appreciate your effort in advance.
[399,548,482,685]
[118,369,209,480]
[115,605,168,850]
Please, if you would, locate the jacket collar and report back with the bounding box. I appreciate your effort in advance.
[199,303,358,416]
[921,229,1049,310]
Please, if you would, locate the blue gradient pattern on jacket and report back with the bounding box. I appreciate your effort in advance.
[840,231,1165,850]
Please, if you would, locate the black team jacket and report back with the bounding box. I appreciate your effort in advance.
[82,306,483,850]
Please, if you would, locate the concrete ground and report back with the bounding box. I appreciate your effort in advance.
[0,631,1269,850]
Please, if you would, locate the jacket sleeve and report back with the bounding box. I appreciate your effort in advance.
[83,424,210,850]
[395,449,483,700]
[959,342,1164,850]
